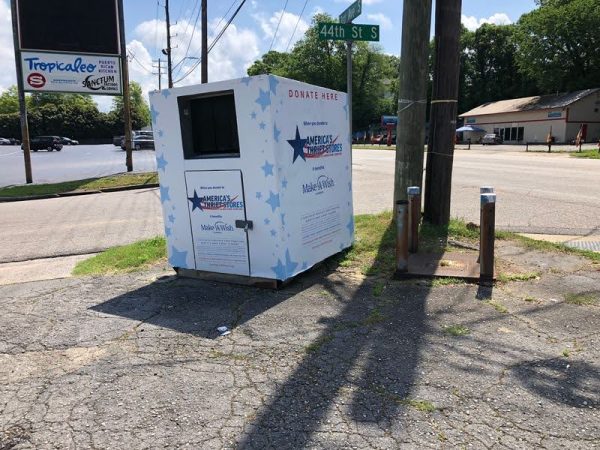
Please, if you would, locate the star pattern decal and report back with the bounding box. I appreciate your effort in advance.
[158,130,164,137]
[281,178,288,189]
[347,216,355,235]
[280,213,286,226]
[169,246,188,268]
[256,191,262,199]
[273,123,281,142]
[261,160,274,177]
[159,185,170,202]
[265,191,280,212]
[165,226,172,237]
[348,181,352,192]
[168,213,175,223]
[255,88,271,112]
[187,189,203,211]
[270,249,298,280]
[264,218,270,225]
[301,261,308,270]
[161,89,171,99]
[250,111,257,119]
[270,229,277,237]
[259,121,266,130]
[151,104,159,125]
[287,126,307,163]
[268,75,279,94]
[241,77,252,86]
[156,153,168,171]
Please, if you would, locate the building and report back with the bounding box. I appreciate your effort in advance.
[459,88,600,144]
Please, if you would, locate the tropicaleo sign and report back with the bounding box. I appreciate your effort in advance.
[21,51,122,95]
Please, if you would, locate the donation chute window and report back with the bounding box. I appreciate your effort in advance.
[178,90,240,159]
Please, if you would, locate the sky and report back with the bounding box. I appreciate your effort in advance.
[0,0,538,111]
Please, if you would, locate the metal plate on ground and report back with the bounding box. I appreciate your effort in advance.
[394,251,494,281]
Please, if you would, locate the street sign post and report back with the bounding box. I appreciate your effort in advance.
[339,0,362,24]
[318,23,379,42]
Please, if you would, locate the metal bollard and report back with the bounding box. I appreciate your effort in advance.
[480,193,496,282]
[407,186,421,253]
[395,200,409,273]
[480,186,494,194]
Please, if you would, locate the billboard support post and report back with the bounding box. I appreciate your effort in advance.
[117,0,133,172]
[10,0,32,184]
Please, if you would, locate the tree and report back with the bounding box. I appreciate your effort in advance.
[247,51,291,76]
[514,0,600,92]
[109,81,150,130]
[0,86,20,114]
[29,92,97,110]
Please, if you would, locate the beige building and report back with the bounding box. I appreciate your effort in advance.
[459,88,600,144]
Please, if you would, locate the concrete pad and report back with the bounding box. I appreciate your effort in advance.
[0,254,93,285]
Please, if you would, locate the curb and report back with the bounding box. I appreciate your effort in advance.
[0,183,160,203]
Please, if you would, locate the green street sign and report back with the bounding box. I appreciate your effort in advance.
[339,0,362,24]
[318,23,380,42]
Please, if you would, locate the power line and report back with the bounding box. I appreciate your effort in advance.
[285,0,309,52]
[174,0,247,84]
[173,0,203,77]
[269,0,289,53]
[129,52,154,73]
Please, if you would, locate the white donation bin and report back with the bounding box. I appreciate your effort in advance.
[149,74,354,283]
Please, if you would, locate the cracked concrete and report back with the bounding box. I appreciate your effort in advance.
[0,242,599,449]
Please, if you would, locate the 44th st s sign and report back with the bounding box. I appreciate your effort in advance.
[318,23,380,42]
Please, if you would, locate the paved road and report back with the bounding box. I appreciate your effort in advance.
[1,149,599,263]
[0,144,157,187]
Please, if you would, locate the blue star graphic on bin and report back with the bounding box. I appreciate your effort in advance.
[159,185,170,203]
[165,226,172,237]
[265,191,280,212]
[169,246,188,268]
[187,189,203,211]
[250,111,257,120]
[255,191,262,199]
[241,76,252,86]
[259,121,266,130]
[270,229,277,237]
[268,75,279,94]
[280,213,286,226]
[273,123,281,142]
[161,89,171,99]
[156,153,168,171]
[281,178,288,189]
[158,130,164,138]
[151,104,159,125]
[271,249,298,280]
[287,126,307,163]
[347,216,355,235]
[261,160,274,177]
[255,88,271,111]
[168,213,175,223]
[264,218,270,225]
[301,261,308,270]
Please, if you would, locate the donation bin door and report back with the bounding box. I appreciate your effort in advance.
[185,170,250,276]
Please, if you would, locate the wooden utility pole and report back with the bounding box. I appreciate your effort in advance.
[117,0,134,172]
[165,0,173,88]
[153,58,163,90]
[393,0,432,207]
[423,0,462,225]
[201,0,207,83]
[10,0,32,183]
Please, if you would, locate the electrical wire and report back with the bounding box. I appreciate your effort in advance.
[153,0,160,58]
[172,0,202,76]
[129,52,155,74]
[285,0,309,52]
[269,0,289,53]
[174,0,247,84]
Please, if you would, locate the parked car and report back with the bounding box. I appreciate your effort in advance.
[113,135,124,146]
[482,133,503,145]
[0,137,11,145]
[120,131,155,150]
[8,138,20,145]
[22,136,63,152]
[60,137,79,145]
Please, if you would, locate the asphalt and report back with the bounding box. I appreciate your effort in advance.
[0,239,598,449]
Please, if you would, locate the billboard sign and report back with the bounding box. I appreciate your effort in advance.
[21,52,122,94]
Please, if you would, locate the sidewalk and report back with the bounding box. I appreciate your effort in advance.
[1,239,598,449]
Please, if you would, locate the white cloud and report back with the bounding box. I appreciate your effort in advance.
[461,13,512,31]
[366,13,392,30]
[253,10,309,52]
[0,0,16,91]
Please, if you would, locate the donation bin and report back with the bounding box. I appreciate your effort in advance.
[149,74,354,283]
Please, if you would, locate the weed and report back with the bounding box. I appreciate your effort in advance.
[431,277,466,287]
[209,350,249,361]
[486,300,508,313]
[437,432,448,442]
[305,335,333,353]
[524,296,537,302]
[372,281,385,297]
[443,324,471,336]
[397,399,437,413]
[564,292,598,306]
[562,349,570,358]
[364,308,386,326]
[498,272,540,282]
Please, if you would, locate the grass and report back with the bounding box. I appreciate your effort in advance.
[397,399,437,413]
[72,236,166,276]
[486,300,508,313]
[498,232,600,262]
[570,149,600,159]
[363,308,387,326]
[564,292,598,306]
[562,349,570,358]
[497,272,540,282]
[305,335,333,353]
[524,296,537,302]
[372,281,385,297]
[0,172,158,198]
[430,277,466,287]
[443,324,471,336]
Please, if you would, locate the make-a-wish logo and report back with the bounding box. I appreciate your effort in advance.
[200,221,235,233]
[287,125,342,163]
[188,190,244,211]
[302,175,335,195]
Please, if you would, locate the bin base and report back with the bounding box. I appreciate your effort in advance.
[175,267,280,289]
